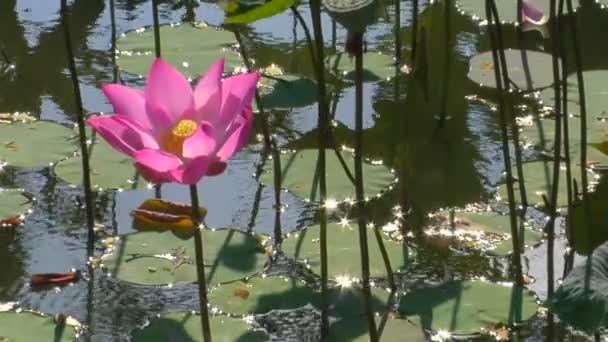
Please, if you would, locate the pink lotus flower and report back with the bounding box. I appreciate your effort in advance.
[522,0,549,26]
[89,58,259,184]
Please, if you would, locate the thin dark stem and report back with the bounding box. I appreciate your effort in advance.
[189,185,212,342]
[439,0,452,127]
[152,0,161,58]
[354,46,378,342]
[309,0,331,337]
[411,0,419,67]
[486,0,523,286]
[545,0,563,302]
[109,0,119,83]
[60,0,95,256]
[394,0,402,65]
[291,7,317,71]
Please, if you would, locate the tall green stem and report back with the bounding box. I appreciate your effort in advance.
[190,185,212,342]
[485,0,523,286]
[354,46,379,342]
[152,0,161,58]
[309,0,331,336]
[411,0,419,67]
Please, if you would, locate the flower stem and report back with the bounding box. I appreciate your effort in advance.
[354,44,379,342]
[189,185,212,342]
[152,0,161,58]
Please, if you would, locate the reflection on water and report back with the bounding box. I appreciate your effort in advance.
[1,0,606,340]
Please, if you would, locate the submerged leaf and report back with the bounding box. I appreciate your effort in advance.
[550,241,608,333]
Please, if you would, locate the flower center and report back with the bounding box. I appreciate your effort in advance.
[161,119,198,157]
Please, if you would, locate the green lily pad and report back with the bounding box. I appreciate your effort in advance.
[399,280,538,335]
[259,75,317,109]
[132,312,267,341]
[456,0,550,23]
[328,286,394,318]
[496,160,588,207]
[282,222,413,279]
[438,211,543,255]
[467,49,555,91]
[327,52,397,82]
[520,116,608,165]
[0,121,76,168]
[259,149,395,202]
[0,190,31,221]
[116,23,242,79]
[329,315,425,341]
[103,229,268,286]
[0,311,78,341]
[549,241,608,333]
[54,138,144,191]
[323,0,381,33]
[209,276,317,315]
[539,70,608,119]
[572,175,608,256]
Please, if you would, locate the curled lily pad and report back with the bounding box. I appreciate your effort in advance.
[54,137,145,191]
[281,222,413,279]
[549,241,608,333]
[103,229,268,286]
[539,70,608,119]
[330,315,425,341]
[0,190,31,225]
[398,280,538,335]
[0,311,79,341]
[0,120,76,168]
[496,160,588,207]
[327,52,397,82]
[467,49,555,91]
[456,0,550,23]
[132,311,267,341]
[223,0,296,24]
[116,23,242,79]
[434,211,543,255]
[259,149,395,203]
[209,276,317,315]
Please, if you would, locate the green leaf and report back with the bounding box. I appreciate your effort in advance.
[539,70,608,119]
[572,176,608,255]
[259,75,317,109]
[591,141,608,156]
[103,229,269,286]
[326,52,398,82]
[398,280,538,335]
[329,315,426,341]
[281,222,413,279]
[116,23,242,79]
[131,312,267,341]
[0,190,31,222]
[0,121,76,168]
[54,137,145,191]
[0,311,78,341]
[224,0,296,24]
[549,241,608,333]
[456,0,550,23]
[209,276,317,315]
[323,0,381,33]
[496,160,589,207]
[259,149,395,202]
[467,49,556,91]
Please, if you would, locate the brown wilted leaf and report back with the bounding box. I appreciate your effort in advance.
[138,198,207,219]
[132,209,195,234]
[30,272,80,287]
[1,217,22,227]
[234,287,250,300]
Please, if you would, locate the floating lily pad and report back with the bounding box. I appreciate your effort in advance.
[572,175,608,255]
[539,70,608,119]
[117,23,242,79]
[282,222,413,279]
[209,276,317,315]
[132,311,267,341]
[439,211,543,255]
[0,311,78,341]
[399,280,538,335]
[259,149,394,202]
[329,315,425,341]
[259,75,317,109]
[103,229,268,286]
[54,138,144,190]
[328,285,393,318]
[468,49,555,91]
[0,190,30,221]
[549,241,608,333]
[327,52,396,82]
[0,121,76,168]
[496,160,587,207]
[520,116,608,166]
[456,0,550,23]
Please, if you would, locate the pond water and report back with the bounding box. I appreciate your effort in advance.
[0,0,607,340]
